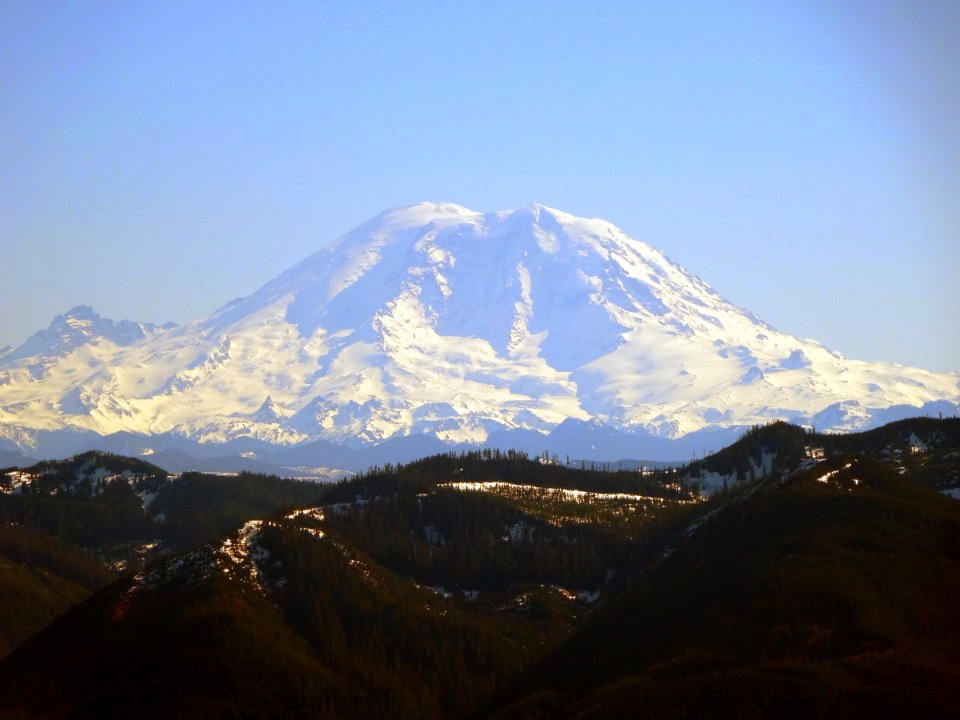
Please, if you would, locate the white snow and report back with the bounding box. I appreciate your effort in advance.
[815,463,854,484]
[504,521,534,543]
[0,203,957,453]
[697,471,738,495]
[423,524,442,546]
[285,507,326,522]
[805,446,826,461]
[136,489,157,509]
[443,480,671,504]
[1,471,32,494]
[551,585,578,602]
[130,546,216,594]
[218,520,271,587]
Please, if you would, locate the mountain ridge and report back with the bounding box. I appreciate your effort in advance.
[1,203,957,462]
[2,417,960,717]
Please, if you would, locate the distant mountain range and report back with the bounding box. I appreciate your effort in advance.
[1,202,957,466]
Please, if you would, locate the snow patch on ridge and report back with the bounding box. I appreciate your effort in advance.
[218,520,271,588]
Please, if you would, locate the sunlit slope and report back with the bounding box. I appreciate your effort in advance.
[1,203,957,454]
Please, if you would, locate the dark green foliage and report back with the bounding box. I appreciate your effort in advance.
[0,520,566,720]
[325,488,631,590]
[686,421,810,481]
[150,471,329,546]
[257,523,545,719]
[490,449,960,718]
[4,418,960,718]
[0,573,341,719]
[0,523,114,590]
[0,492,154,547]
[0,524,115,655]
[687,417,960,492]
[24,450,169,480]
[326,449,688,503]
[821,417,960,456]
[0,458,332,658]
[0,466,330,552]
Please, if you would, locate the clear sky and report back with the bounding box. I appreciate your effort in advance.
[2,1,958,371]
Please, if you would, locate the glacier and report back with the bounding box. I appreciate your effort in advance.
[1,202,957,463]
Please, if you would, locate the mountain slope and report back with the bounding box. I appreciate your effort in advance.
[1,203,957,459]
[2,421,960,718]
[0,305,174,368]
[0,523,116,656]
[0,451,336,657]
[488,432,960,719]
[0,468,616,719]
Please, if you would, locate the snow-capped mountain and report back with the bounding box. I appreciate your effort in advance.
[0,305,174,367]
[1,202,957,461]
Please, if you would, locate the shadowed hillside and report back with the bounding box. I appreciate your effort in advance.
[1,419,959,718]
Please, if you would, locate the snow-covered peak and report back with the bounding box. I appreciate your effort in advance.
[0,203,957,455]
[379,201,478,223]
[329,202,482,250]
[1,306,174,366]
[503,202,570,222]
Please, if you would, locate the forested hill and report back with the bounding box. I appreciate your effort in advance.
[0,452,331,654]
[681,417,960,494]
[324,446,692,500]
[0,418,959,718]
[489,444,960,718]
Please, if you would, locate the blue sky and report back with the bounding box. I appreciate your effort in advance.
[2,1,958,371]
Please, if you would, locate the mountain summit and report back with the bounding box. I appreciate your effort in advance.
[1,306,174,366]
[1,203,957,458]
